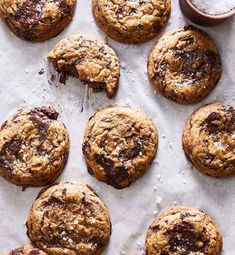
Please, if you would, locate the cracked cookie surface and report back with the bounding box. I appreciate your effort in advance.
[27,182,111,255]
[148,26,222,104]
[48,35,120,98]
[0,0,76,41]
[92,0,171,44]
[0,106,70,187]
[82,106,158,189]
[145,206,223,255]
[5,244,48,255]
[183,103,235,178]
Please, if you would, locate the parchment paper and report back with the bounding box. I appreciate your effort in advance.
[0,0,235,254]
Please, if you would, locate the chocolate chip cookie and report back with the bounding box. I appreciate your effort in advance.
[92,0,171,44]
[0,107,70,187]
[0,0,76,41]
[183,103,235,178]
[148,26,222,104]
[5,244,47,255]
[27,182,111,255]
[145,206,223,255]
[82,106,158,189]
[48,35,120,98]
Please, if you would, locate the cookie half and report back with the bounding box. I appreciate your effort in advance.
[145,206,223,255]
[48,35,120,98]
[0,0,76,41]
[148,26,222,104]
[27,182,111,255]
[5,244,47,255]
[0,107,70,187]
[82,106,158,189]
[183,103,235,177]
[92,0,171,44]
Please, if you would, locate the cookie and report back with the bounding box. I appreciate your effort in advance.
[92,0,171,44]
[148,26,222,104]
[27,182,111,255]
[0,0,76,41]
[5,244,47,255]
[145,206,223,255]
[82,106,158,189]
[183,103,235,178]
[0,106,70,187]
[48,35,120,98]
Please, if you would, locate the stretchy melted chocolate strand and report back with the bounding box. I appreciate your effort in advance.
[48,35,120,98]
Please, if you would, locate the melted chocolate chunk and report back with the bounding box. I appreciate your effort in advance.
[1,120,8,130]
[204,112,222,134]
[35,107,59,120]
[160,251,169,255]
[10,248,23,255]
[167,222,207,253]
[43,196,65,207]
[180,212,192,220]
[28,107,58,130]
[14,0,43,29]
[174,50,218,80]
[150,224,160,233]
[0,139,23,171]
[94,154,128,189]
[59,0,71,16]
[119,142,141,161]
[29,250,40,255]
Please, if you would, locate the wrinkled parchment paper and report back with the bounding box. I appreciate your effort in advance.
[0,0,235,254]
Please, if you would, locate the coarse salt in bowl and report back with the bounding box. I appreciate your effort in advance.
[179,0,235,26]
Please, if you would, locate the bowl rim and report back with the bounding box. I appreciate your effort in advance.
[185,0,235,19]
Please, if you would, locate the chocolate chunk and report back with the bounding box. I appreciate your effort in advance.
[59,72,67,84]
[35,106,59,120]
[1,120,8,130]
[59,0,71,16]
[160,251,169,255]
[180,212,192,220]
[94,154,128,189]
[14,0,43,29]
[28,107,58,130]
[150,225,160,233]
[119,143,141,161]
[204,112,222,134]
[43,196,65,207]
[10,247,23,255]
[29,250,40,255]
[0,139,23,171]
[167,222,206,253]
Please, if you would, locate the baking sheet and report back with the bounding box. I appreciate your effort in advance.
[0,0,235,254]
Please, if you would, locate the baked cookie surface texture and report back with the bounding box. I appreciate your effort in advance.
[5,244,48,255]
[0,0,76,41]
[148,26,222,104]
[0,106,70,187]
[83,106,158,189]
[145,206,223,255]
[92,0,171,44]
[183,103,235,177]
[27,182,111,255]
